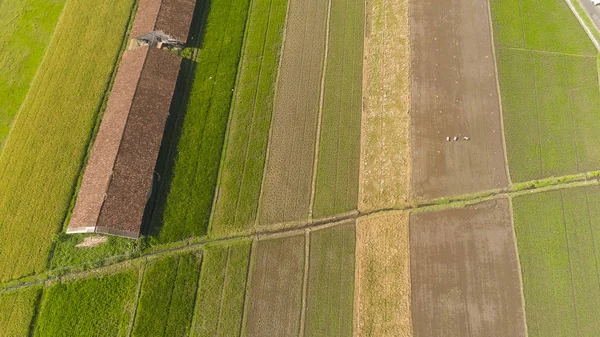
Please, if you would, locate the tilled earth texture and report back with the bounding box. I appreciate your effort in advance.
[410,0,509,201]
[409,198,526,337]
[259,0,329,225]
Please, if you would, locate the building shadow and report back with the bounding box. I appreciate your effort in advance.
[141,0,211,238]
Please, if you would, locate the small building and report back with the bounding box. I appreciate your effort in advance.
[67,46,181,238]
[67,0,196,238]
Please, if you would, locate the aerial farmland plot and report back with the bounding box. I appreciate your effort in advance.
[312,0,364,218]
[33,269,139,336]
[513,187,600,337]
[491,0,600,182]
[410,198,526,337]
[243,234,305,336]
[410,0,509,201]
[258,0,329,226]
[304,222,355,336]
[0,0,65,149]
[210,0,289,237]
[132,253,202,336]
[191,240,251,336]
[0,286,41,337]
[355,211,411,337]
[0,0,136,282]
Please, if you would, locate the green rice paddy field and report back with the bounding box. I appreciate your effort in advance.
[513,187,600,337]
[0,0,135,282]
[0,0,65,148]
[491,0,600,182]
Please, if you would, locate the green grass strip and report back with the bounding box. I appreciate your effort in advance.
[190,240,251,337]
[211,0,288,237]
[313,0,364,218]
[155,0,251,242]
[0,0,66,149]
[304,223,355,336]
[0,0,135,282]
[132,253,202,337]
[0,286,41,337]
[33,269,139,336]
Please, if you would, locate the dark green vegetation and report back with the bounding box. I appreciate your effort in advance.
[190,240,251,336]
[513,187,600,337]
[0,0,135,282]
[313,0,364,217]
[491,0,600,182]
[0,0,66,148]
[0,286,41,337]
[155,0,251,242]
[132,253,202,337]
[210,0,288,237]
[305,223,356,336]
[33,270,139,336]
[50,235,144,270]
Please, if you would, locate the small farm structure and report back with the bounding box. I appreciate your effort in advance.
[67,0,195,238]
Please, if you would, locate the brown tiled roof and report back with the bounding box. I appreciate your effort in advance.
[67,47,149,233]
[67,47,181,238]
[96,48,181,238]
[155,0,196,43]
[129,0,162,39]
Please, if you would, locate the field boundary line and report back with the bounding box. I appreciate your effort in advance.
[309,0,333,219]
[565,0,600,51]
[565,69,582,172]
[298,229,311,337]
[506,196,529,337]
[560,190,582,337]
[239,238,256,337]
[126,261,146,337]
[531,54,545,177]
[26,287,43,337]
[208,0,257,236]
[6,174,600,291]
[214,247,231,336]
[501,46,594,58]
[584,190,600,294]
[188,253,205,334]
[254,0,293,230]
[486,0,513,187]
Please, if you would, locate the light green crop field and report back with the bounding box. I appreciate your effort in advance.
[210,0,288,238]
[132,253,202,337]
[313,0,364,218]
[513,187,600,337]
[0,0,135,282]
[190,240,251,337]
[154,0,251,243]
[33,270,139,337]
[0,286,41,337]
[0,0,65,149]
[305,222,356,336]
[491,0,600,182]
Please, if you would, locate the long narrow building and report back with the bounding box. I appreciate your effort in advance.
[67,0,195,238]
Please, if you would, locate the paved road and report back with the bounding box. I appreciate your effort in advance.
[579,0,600,31]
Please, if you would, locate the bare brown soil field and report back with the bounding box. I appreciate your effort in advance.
[409,198,526,337]
[355,211,412,337]
[360,0,411,212]
[410,0,509,201]
[259,0,329,225]
[244,234,305,336]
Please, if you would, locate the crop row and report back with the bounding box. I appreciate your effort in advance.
[0,0,136,282]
